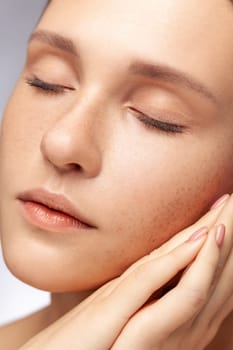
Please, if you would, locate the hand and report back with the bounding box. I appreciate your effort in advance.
[20,194,233,350]
[112,194,233,350]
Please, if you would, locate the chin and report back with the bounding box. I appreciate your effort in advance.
[1,242,117,293]
[4,257,109,293]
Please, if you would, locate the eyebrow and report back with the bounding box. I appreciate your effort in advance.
[29,30,79,57]
[129,62,219,105]
[29,30,219,106]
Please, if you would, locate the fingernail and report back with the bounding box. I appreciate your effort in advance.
[215,224,225,247]
[187,226,208,243]
[210,194,230,210]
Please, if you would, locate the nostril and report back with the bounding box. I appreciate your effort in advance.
[54,162,82,173]
[66,163,82,171]
[74,163,82,171]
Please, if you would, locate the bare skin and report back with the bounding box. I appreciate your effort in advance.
[1,196,233,349]
[0,0,233,349]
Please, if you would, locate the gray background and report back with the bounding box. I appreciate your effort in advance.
[0,1,50,326]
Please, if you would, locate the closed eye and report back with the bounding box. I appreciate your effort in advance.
[131,108,186,135]
[26,76,75,95]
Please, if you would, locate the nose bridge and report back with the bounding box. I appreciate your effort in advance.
[40,90,109,177]
[64,85,112,138]
[73,88,109,133]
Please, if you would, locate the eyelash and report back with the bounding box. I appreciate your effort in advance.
[132,109,185,135]
[26,76,75,95]
[26,77,184,135]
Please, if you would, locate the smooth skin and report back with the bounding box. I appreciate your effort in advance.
[14,195,233,349]
[0,0,233,349]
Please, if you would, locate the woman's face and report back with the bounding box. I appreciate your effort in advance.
[0,0,233,292]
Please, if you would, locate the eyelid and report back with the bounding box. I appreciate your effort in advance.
[25,76,75,93]
[130,107,186,134]
[138,113,184,133]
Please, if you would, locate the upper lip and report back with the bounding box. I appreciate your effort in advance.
[17,188,96,228]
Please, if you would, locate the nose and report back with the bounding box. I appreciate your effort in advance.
[40,103,102,177]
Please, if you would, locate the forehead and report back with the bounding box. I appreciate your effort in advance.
[40,0,233,61]
[38,0,233,102]
[43,0,233,28]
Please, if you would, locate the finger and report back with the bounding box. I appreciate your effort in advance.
[150,194,232,326]
[71,277,120,314]
[59,234,207,350]
[197,243,233,334]
[71,195,232,341]
[89,195,231,309]
[196,194,233,320]
[179,225,222,312]
[118,198,227,279]
[74,194,230,315]
[77,196,229,313]
[210,249,233,310]
[210,193,233,267]
[162,225,220,326]
[80,195,232,323]
[115,226,220,348]
[97,234,207,333]
[49,235,207,350]
[194,252,233,342]
[124,194,227,279]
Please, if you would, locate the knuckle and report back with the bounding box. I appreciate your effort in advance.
[168,248,184,267]
[130,262,149,281]
[185,287,207,310]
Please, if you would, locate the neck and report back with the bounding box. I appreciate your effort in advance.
[48,290,93,323]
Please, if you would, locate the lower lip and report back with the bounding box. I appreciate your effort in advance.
[18,200,92,233]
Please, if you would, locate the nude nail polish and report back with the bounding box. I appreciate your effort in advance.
[210,194,230,210]
[215,224,225,247]
[187,226,208,242]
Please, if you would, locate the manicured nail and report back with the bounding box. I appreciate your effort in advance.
[187,226,208,242]
[210,194,230,210]
[215,224,225,247]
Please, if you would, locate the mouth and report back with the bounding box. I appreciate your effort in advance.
[17,188,96,233]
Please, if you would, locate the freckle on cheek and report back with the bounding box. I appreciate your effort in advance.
[144,185,211,249]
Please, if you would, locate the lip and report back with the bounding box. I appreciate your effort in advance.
[17,188,96,232]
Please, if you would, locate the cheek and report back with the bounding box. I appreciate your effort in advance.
[101,138,233,269]
[1,78,50,148]
[0,86,45,189]
[0,88,29,155]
